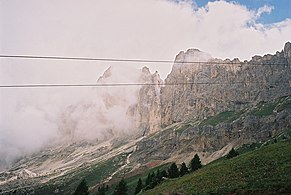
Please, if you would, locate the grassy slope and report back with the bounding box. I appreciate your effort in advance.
[107,163,171,195]
[199,111,237,126]
[198,95,291,127]
[143,140,291,195]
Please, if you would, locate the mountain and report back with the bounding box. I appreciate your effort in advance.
[132,42,291,134]
[0,43,290,195]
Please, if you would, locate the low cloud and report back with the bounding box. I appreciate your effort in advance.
[58,65,143,142]
[0,65,143,169]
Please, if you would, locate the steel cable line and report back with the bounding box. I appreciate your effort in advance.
[0,54,289,66]
[0,54,290,88]
[0,81,289,88]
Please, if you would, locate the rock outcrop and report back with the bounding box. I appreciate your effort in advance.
[131,95,291,165]
[133,42,291,134]
[129,67,163,135]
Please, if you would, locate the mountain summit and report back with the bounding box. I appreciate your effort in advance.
[131,42,291,134]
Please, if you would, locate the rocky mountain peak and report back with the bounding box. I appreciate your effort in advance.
[284,42,291,52]
[284,42,291,60]
[139,66,152,83]
[174,48,213,63]
[168,48,213,80]
[97,66,112,82]
[141,66,151,75]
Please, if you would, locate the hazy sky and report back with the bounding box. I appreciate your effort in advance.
[0,0,290,168]
[0,0,290,81]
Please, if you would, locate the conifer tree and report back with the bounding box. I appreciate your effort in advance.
[134,178,143,194]
[96,184,106,195]
[145,172,152,186]
[151,171,158,188]
[156,169,162,183]
[190,154,202,172]
[160,170,167,178]
[168,162,180,178]
[226,148,239,159]
[73,179,89,195]
[113,178,128,195]
[151,172,155,180]
[179,162,189,176]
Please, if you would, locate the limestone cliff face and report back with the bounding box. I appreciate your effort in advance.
[132,95,291,165]
[135,42,291,134]
[60,42,291,137]
[129,67,163,135]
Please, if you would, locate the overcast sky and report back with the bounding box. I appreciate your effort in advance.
[0,0,290,167]
[0,0,290,81]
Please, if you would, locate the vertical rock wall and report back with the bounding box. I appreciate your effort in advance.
[132,42,291,134]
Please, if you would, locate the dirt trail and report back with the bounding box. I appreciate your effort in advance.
[103,136,145,183]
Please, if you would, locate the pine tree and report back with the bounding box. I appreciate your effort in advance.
[179,162,189,176]
[168,162,180,178]
[145,172,152,186]
[96,184,106,195]
[156,169,162,183]
[160,170,167,178]
[73,179,89,195]
[134,178,143,194]
[190,154,202,172]
[151,172,155,181]
[113,178,128,195]
[150,171,158,188]
[226,148,239,159]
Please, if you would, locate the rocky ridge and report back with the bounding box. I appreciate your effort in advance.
[132,42,291,134]
[131,95,291,166]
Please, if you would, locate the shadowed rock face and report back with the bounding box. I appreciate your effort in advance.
[131,95,291,166]
[133,42,291,134]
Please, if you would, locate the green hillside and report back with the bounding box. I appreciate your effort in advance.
[143,140,291,195]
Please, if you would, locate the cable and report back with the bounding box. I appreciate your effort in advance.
[0,54,173,63]
[0,81,289,88]
[0,54,289,66]
[0,55,289,88]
